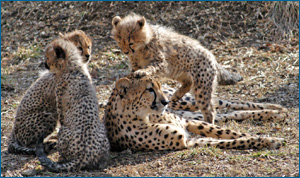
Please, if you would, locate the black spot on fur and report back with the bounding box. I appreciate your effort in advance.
[198,125,204,130]
[219,100,223,105]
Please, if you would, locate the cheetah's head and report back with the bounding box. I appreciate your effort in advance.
[115,75,169,118]
[59,30,92,63]
[45,38,84,73]
[111,13,152,55]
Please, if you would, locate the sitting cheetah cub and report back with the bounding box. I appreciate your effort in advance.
[35,38,110,172]
[111,13,242,124]
[7,30,93,155]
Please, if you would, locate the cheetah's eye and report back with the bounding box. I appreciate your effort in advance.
[147,88,155,92]
[78,47,83,51]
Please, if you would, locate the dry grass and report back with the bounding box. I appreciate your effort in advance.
[268,1,299,40]
[1,1,299,177]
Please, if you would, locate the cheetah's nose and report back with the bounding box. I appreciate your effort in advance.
[124,51,129,55]
[161,100,169,106]
[85,54,90,59]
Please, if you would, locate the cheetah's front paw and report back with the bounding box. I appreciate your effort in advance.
[133,70,149,78]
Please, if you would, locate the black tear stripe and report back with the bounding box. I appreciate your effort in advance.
[150,90,157,110]
[128,30,135,53]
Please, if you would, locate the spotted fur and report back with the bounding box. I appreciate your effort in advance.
[104,76,284,152]
[111,13,244,124]
[161,85,288,123]
[8,30,93,156]
[35,38,110,172]
[59,29,92,63]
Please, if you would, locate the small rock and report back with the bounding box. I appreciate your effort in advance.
[17,66,28,71]
[111,49,121,54]
[121,148,132,154]
[21,169,37,177]
[20,157,28,161]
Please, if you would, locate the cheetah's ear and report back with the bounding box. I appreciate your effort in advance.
[54,46,66,59]
[136,16,146,29]
[112,16,122,27]
[116,77,131,99]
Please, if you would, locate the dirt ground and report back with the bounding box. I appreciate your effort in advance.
[1,1,299,177]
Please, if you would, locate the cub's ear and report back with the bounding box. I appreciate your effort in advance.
[54,46,66,59]
[115,77,131,99]
[112,16,122,27]
[136,16,146,29]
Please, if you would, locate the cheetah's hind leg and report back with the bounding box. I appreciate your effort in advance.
[162,85,287,113]
[171,109,287,123]
[215,98,287,112]
[186,136,284,150]
[184,119,285,149]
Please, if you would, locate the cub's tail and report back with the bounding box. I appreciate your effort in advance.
[216,63,243,85]
[35,135,80,172]
[8,139,35,155]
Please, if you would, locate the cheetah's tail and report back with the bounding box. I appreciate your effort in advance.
[35,135,80,172]
[8,139,36,155]
[216,63,243,85]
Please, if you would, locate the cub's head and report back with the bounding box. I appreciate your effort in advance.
[45,39,83,73]
[114,75,169,117]
[111,13,152,55]
[59,30,92,62]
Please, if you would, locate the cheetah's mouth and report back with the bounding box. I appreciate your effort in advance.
[150,102,157,110]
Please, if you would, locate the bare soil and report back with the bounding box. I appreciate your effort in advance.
[1,1,299,177]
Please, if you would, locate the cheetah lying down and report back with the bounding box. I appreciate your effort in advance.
[104,75,285,152]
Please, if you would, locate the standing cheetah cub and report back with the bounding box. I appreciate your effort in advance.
[35,38,110,172]
[111,13,242,124]
[104,75,284,151]
[7,30,93,155]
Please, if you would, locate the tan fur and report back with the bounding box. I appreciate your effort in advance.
[104,76,284,152]
[8,30,93,156]
[161,85,287,123]
[36,38,109,172]
[112,13,227,124]
[59,30,92,62]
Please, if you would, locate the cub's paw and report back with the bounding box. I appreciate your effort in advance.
[133,70,149,78]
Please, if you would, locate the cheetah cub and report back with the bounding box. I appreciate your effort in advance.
[7,30,92,155]
[59,29,92,63]
[111,13,242,124]
[35,38,110,172]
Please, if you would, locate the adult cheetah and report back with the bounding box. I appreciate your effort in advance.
[111,13,243,124]
[104,75,285,152]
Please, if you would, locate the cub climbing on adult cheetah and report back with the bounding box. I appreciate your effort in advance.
[111,13,242,124]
